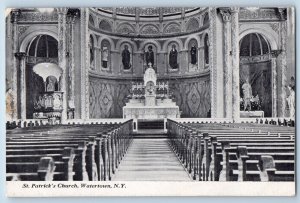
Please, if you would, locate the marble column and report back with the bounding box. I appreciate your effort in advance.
[15,52,27,120]
[67,12,78,116]
[11,10,20,120]
[278,10,288,117]
[80,8,90,119]
[208,8,218,118]
[57,8,68,123]
[271,50,280,117]
[230,7,240,120]
[219,8,232,119]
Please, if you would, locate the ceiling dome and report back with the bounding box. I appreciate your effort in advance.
[240,33,270,57]
[27,35,58,58]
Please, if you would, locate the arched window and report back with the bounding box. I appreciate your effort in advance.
[99,20,112,32]
[204,34,209,65]
[89,15,95,26]
[89,35,95,69]
[203,13,209,25]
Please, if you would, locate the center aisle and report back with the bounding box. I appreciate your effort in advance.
[112,138,191,181]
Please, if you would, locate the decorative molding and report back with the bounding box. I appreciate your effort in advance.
[239,8,280,21]
[270,23,280,33]
[17,25,30,36]
[186,17,200,32]
[164,23,181,34]
[140,24,159,35]
[18,11,58,23]
[218,8,231,22]
[240,54,271,64]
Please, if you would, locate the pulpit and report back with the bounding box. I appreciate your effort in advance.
[32,63,64,122]
[123,64,180,132]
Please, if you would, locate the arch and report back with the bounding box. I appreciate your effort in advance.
[186,17,200,32]
[239,27,278,50]
[19,29,58,52]
[203,12,209,25]
[200,30,209,46]
[98,36,115,50]
[184,35,201,49]
[99,19,112,32]
[89,14,96,27]
[116,39,138,52]
[204,33,209,65]
[89,33,97,46]
[139,39,161,52]
[163,22,181,34]
[116,23,135,34]
[139,24,160,35]
[162,38,183,51]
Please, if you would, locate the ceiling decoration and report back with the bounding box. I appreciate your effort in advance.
[97,7,199,17]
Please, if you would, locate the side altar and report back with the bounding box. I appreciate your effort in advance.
[123,64,180,132]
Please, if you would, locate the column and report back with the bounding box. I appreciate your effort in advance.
[11,10,20,120]
[278,9,288,117]
[208,8,218,118]
[80,8,90,119]
[57,8,68,123]
[230,7,240,121]
[219,8,232,119]
[14,52,27,120]
[271,50,280,117]
[67,9,80,118]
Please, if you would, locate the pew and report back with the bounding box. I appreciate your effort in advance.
[6,120,133,181]
[167,119,295,182]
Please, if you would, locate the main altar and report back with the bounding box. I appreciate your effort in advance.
[123,64,180,131]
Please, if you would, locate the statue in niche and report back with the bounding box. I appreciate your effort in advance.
[102,46,108,68]
[190,43,197,65]
[242,78,252,111]
[46,76,57,92]
[122,45,131,70]
[286,85,295,118]
[145,45,154,67]
[169,44,178,69]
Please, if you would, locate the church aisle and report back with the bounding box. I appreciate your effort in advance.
[112,139,191,181]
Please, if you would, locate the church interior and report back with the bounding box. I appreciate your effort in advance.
[5,7,295,182]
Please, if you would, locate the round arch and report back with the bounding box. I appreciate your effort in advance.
[116,39,138,52]
[19,29,58,52]
[239,27,278,50]
[98,36,115,50]
[139,39,161,52]
[162,38,183,51]
[184,35,201,49]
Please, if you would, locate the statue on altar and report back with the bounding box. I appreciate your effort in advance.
[286,85,295,118]
[242,78,252,111]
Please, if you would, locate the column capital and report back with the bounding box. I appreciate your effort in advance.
[10,9,21,23]
[67,8,80,18]
[14,52,27,60]
[56,8,68,15]
[230,7,240,14]
[277,8,287,20]
[218,8,232,22]
[271,50,282,58]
